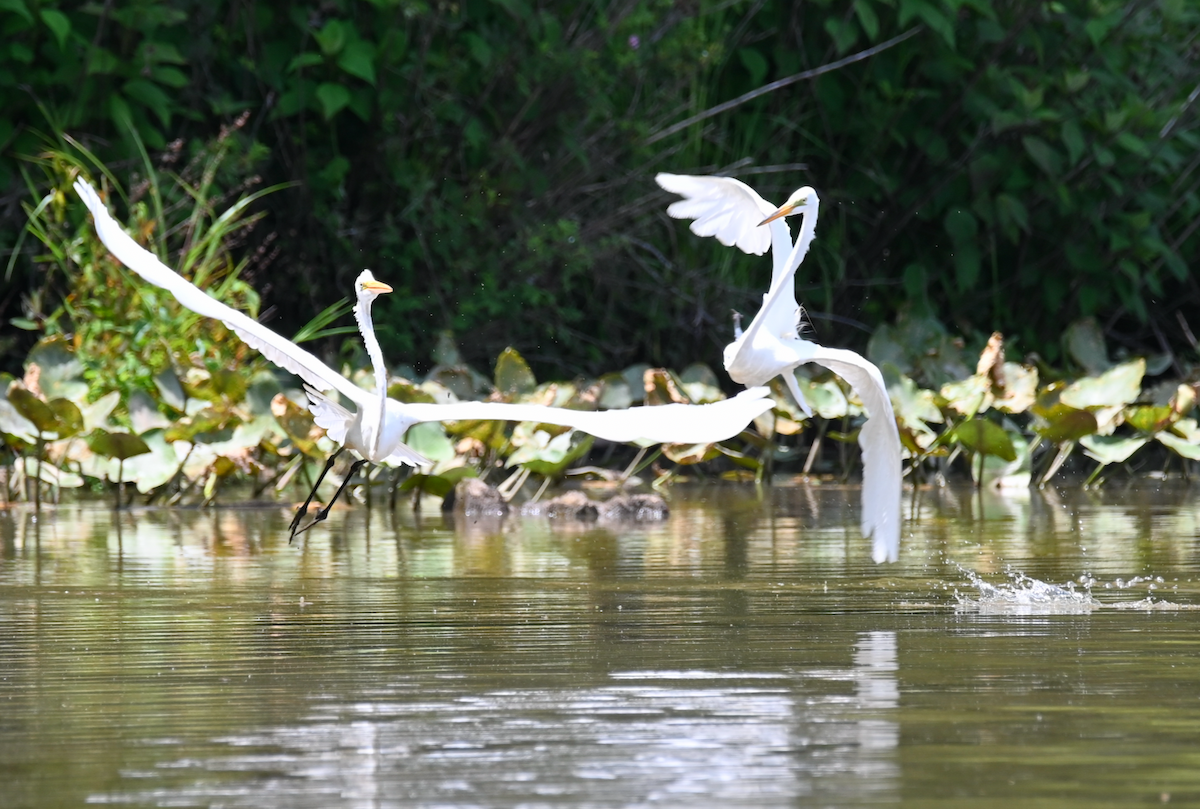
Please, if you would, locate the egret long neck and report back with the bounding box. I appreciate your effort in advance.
[781,194,820,281]
[354,295,390,455]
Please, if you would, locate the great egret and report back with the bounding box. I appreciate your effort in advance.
[657,173,902,563]
[75,178,775,533]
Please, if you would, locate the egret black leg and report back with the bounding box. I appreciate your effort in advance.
[289,447,344,541]
[293,458,369,538]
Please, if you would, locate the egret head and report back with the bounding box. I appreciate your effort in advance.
[758,186,817,226]
[355,269,393,301]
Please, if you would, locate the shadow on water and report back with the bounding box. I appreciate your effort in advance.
[2,482,1200,807]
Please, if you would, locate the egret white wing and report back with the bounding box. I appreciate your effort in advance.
[75,178,367,406]
[808,347,902,563]
[400,387,773,445]
[656,173,792,258]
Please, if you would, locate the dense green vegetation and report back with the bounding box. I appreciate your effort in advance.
[4,0,1198,376]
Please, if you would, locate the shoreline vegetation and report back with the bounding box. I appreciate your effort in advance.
[2,162,1197,509]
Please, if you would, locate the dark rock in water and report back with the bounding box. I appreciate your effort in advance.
[599,493,669,522]
[521,490,598,521]
[442,477,509,517]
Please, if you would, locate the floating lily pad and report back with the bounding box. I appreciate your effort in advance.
[507,429,594,476]
[399,466,478,498]
[25,337,87,401]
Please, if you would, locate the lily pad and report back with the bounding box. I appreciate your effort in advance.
[1080,434,1147,465]
[993,363,1039,414]
[404,422,456,464]
[1156,431,1200,460]
[1059,358,1145,410]
[952,417,1017,462]
[7,389,83,438]
[495,347,537,397]
[507,429,594,476]
[1031,402,1098,443]
[87,429,152,461]
[940,374,991,418]
[1064,317,1110,375]
[25,337,88,401]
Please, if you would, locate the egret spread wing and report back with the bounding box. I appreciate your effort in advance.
[75,178,367,406]
[400,387,774,445]
[807,346,902,564]
[656,173,793,260]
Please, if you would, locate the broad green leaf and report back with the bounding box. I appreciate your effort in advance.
[399,466,478,498]
[123,78,173,126]
[889,375,944,426]
[1022,136,1061,176]
[1032,402,1098,443]
[46,398,83,439]
[0,0,33,24]
[1063,318,1110,375]
[994,363,1038,414]
[597,374,633,410]
[87,429,152,461]
[1156,431,1200,461]
[737,47,768,86]
[337,40,376,84]
[315,19,347,55]
[404,422,455,463]
[854,0,879,40]
[1060,359,1145,410]
[7,388,56,434]
[1061,119,1086,165]
[287,52,325,72]
[1080,434,1146,465]
[0,397,36,442]
[316,82,352,119]
[663,442,721,465]
[952,417,1017,462]
[940,374,990,417]
[495,347,537,396]
[1124,405,1175,434]
[944,208,978,243]
[39,8,70,49]
[26,337,87,401]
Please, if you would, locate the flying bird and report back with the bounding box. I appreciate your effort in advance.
[76,178,774,534]
[657,172,902,563]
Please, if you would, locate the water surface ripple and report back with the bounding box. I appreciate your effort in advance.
[2,483,1199,807]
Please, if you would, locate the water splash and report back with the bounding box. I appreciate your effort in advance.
[953,566,1101,615]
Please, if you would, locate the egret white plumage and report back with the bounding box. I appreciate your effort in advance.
[657,173,902,563]
[75,178,774,535]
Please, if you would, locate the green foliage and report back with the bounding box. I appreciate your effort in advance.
[4,0,1195,379]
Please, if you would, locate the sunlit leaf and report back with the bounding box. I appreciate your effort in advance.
[404,422,455,464]
[494,347,537,397]
[1059,359,1145,410]
[1080,434,1146,465]
[1156,431,1200,460]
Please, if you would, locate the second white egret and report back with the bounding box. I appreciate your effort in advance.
[657,173,903,563]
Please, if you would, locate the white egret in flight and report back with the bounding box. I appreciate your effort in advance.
[656,173,902,563]
[75,178,774,534]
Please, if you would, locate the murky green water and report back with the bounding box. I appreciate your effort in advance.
[2,483,1200,807]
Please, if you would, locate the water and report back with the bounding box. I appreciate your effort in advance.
[2,483,1200,807]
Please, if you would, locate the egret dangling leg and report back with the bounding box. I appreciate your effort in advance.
[292,457,369,537]
[289,446,345,540]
